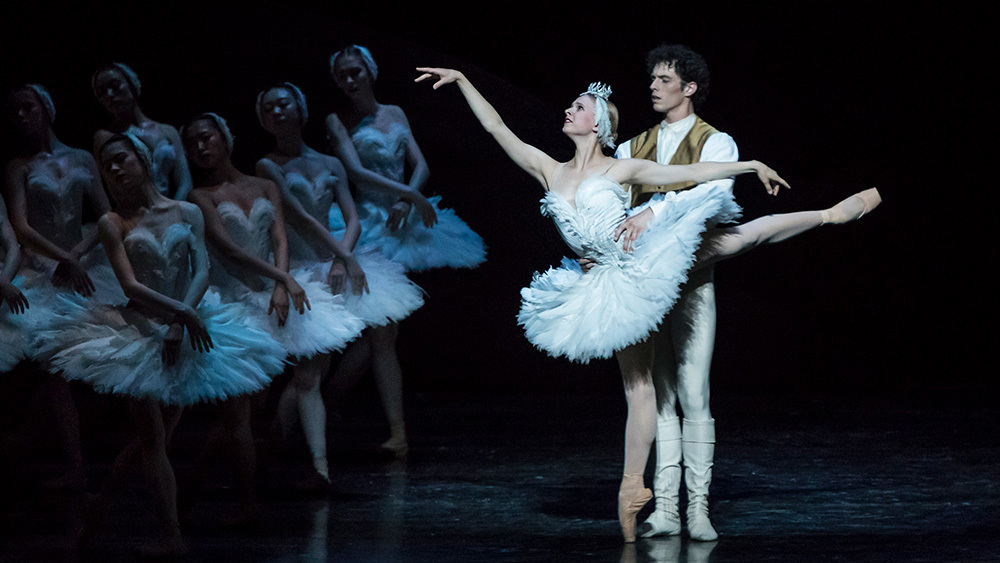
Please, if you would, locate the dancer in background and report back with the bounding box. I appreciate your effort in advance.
[416,66,879,541]
[37,132,285,556]
[92,62,193,200]
[182,111,363,505]
[256,82,423,473]
[3,83,121,491]
[326,44,485,272]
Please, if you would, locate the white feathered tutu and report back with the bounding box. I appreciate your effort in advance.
[292,249,425,328]
[333,196,487,273]
[517,176,741,363]
[33,290,286,405]
[16,248,127,361]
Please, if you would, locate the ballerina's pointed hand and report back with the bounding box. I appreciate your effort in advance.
[757,163,791,196]
[415,67,463,89]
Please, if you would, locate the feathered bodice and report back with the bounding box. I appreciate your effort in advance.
[283,172,335,226]
[211,198,275,293]
[351,119,408,208]
[123,222,194,300]
[217,199,275,262]
[540,176,630,266]
[24,160,92,250]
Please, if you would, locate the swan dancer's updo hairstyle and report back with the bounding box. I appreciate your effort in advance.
[91,62,142,99]
[255,82,309,126]
[181,112,235,152]
[581,82,617,149]
[329,44,379,82]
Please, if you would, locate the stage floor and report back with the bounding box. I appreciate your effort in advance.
[2,384,998,562]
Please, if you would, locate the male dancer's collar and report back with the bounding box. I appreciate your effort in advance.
[660,113,697,134]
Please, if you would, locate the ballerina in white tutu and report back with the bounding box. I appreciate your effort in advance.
[327,45,486,272]
[416,66,880,542]
[3,83,123,491]
[92,62,194,200]
[183,111,364,505]
[256,82,424,473]
[39,132,285,556]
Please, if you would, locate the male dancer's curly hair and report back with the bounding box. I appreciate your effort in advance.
[645,44,710,111]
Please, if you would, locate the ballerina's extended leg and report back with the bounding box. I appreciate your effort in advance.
[695,188,881,269]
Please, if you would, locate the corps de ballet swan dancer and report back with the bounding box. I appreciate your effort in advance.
[326,45,486,272]
[255,83,424,474]
[3,83,124,491]
[0,193,30,373]
[182,112,364,503]
[416,67,879,542]
[35,132,285,557]
[91,62,194,200]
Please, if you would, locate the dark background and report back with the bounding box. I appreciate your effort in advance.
[1,1,991,399]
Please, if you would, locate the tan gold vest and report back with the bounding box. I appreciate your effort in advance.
[626,116,719,207]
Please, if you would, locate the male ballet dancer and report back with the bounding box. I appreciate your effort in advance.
[613,44,736,541]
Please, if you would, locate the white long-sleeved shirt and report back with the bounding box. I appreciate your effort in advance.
[614,113,738,215]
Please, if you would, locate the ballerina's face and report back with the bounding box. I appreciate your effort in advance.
[183,119,228,171]
[6,89,49,136]
[93,69,137,115]
[332,54,373,98]
[100,140,148,195]
[259,88,302,133]
[563,96,597,138]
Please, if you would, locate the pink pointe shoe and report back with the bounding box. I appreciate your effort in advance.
[822,188,882,224]
[618,474,653,543]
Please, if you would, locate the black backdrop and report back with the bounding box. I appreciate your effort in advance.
[1,1,991,397]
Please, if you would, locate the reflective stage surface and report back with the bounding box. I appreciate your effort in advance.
[2,383,997,562]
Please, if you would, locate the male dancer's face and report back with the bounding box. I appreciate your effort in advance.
[649,62,694,118]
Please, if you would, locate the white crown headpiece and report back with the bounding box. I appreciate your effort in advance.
[580,82,615,148]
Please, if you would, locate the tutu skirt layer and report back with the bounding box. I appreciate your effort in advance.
[34,291,286,405]
[518,184,741,363]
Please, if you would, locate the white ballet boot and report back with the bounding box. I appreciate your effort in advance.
[682,418,718,541]
[639,415,682,538]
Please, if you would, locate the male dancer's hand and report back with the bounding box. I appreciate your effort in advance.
[614,208,654,253]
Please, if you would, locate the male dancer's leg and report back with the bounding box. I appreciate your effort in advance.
[641,266,716,538]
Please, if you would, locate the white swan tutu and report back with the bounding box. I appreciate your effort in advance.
[333,196,487,272]
[517,176,741,363]
[33,290,286,405]
[16,248,127,361]
[293,249,425,328]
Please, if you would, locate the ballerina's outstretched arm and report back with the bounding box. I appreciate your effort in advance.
[415,67,559,190]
